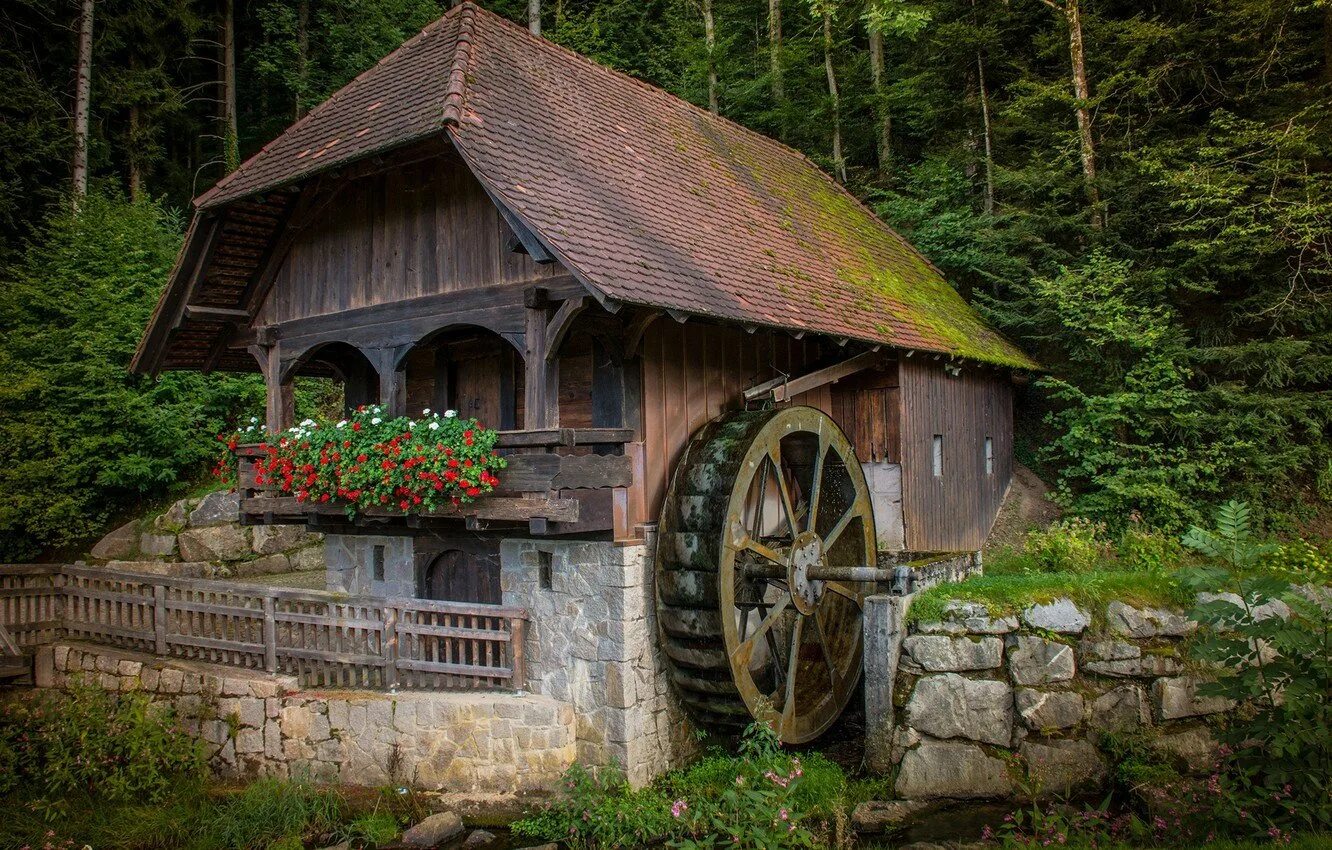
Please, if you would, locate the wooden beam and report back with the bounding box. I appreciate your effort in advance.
[524,304,557,429]
[544,295,588,362]
[623,309,660,357]
[743,350,883,404]
[184,305,250,322]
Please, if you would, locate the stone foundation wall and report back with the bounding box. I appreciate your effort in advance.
[877,597,1235,801]
[37,642,576,794]
[501,537,698,787]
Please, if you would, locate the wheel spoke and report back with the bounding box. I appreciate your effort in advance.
[779,616,805,734]
[732,593,791,664]
[768,445,798,537]
[806,435,827,534]
[753,456,771,538]
[813,608,842,693]
[735,535,787,570]
[822,503,855,551]
[824,582,863,607]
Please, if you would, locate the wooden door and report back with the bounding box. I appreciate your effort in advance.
[423,548,501,604]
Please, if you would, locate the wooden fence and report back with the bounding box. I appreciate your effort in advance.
[0,564,527,691]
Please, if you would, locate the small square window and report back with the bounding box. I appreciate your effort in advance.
[372,544,386,581]
[538,550,554,590]
[985,437,994,475]
[932,435,944,477]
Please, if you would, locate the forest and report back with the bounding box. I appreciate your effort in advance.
[0,0,1329,560]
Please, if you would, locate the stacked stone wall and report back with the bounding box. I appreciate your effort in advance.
[500,537,698,787]
[884,597,1242,800]
[35,642,576,794]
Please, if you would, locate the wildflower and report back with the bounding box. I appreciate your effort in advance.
[429,422,440,430]
[423,408,431,415]
[444,409,457,418]
[371,417,382,425]
[671,799,688,818]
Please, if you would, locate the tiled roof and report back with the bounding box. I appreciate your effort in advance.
[192,2,1034,369]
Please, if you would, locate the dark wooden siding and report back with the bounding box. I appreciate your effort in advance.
[639,321,834,520]
[256,151,565,325]
[898,359,1013,552]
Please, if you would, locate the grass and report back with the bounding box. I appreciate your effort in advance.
[907,549,1192,627]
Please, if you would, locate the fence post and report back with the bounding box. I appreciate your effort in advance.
[383,605,399,691]
[153,584,167,655]
[262,595,277,673]
[510,614,527,692]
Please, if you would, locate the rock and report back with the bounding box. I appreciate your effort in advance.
[235,553,290,576]
[462,830,499,849]
[292,545,326,571]
[1008,635,1076,686]
[916,601,1018,636]
[316,844,351,850]
[1196,592,1290,623]
[91,520,139,560]
[1079,639,1140,662]
[1151,728,1219,772]
[1020,739,1105,797]
[895,739,1013,800]
[178,524,250,562]
[1152,676,1233,720]
[402,812,464,847]
[154,499,190,533]
[138,532,177,559]
[905,673,1013,746]
[1084,653,1181,678]
[1089,685,1150,732]
[903,635,1003,672]
[189,490,240,527]
[850,800,941,833]
[251,524,312,555]
[1015,689,1084,731]
[1021,599,1090,635]
[1107,601,1194,639]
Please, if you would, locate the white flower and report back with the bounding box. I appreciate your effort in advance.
[422,408,431,415]
[300,418,315,427]
[336,420,347,429]
[428,421,440,430]
[371,417,382,425]
[406,421,414,428]
[444,409,457,418]
[249,416,258,424]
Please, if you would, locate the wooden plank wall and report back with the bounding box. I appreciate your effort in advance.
[256,151,565,325]
[897,358,1013,552]
[639,321,833,520]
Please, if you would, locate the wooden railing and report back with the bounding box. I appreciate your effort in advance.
[0,564,527,691]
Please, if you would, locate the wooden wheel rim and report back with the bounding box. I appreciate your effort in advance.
[718,406,875,744]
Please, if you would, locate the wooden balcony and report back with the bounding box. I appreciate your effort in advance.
[236,427,643,537]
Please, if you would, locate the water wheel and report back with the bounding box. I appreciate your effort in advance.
[655,406,878,744]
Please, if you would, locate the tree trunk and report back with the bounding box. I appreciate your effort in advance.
[128,104,142,201]
[72,0,94,209]
[1324,0,1332,84]
[1058,0,1102,228]
[703,0,718,115]
[768,0,784,106]
[528,0,541,36]
[295,0,309,120]
[221,0,238,172]
[823,10,845,182]
[977,50,995,215]
[868,26,889,174]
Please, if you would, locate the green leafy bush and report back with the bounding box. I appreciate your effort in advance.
[1023,517,1111,574]
[199,778,343,850]
[1117,527,1186,573]
[0,681,204,805]
[1179,501,1332,840]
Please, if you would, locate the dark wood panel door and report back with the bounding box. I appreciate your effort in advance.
[423,548,501,604]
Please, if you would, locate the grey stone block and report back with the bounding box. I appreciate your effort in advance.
[895,739,1013,800]
[1015,688,1084,731]
[1008,636,1076,686]
[1021,599,1090,635]
[903,635,1003,672]
[905,673,1013,746]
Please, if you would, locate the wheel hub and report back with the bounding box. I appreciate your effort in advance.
[788,530,826,615]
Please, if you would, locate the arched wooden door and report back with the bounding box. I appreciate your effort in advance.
[422,547,501,604]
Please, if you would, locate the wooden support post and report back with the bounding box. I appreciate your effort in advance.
[510,616,527,692]
[262,595,277,673]
[370,347,407,418]
[524,296,558,429]
[383,605,399,690]
[153,584,167,655]
[253,343,294,434]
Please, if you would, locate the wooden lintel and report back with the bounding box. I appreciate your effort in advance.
[743,350,883,404]
[544,296,589,362]
[185,305,250,323]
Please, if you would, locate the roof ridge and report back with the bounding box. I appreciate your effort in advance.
[459,2,843,177]
[441,2,477,127]
[197,6,466,208]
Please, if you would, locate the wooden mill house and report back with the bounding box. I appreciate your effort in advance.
[130,2,1034,780]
